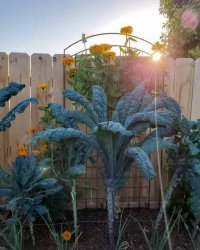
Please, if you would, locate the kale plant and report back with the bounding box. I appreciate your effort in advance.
[0,154,62,245]
[32,82,181,247]
[0,82,37,131]
[154,117,200,235]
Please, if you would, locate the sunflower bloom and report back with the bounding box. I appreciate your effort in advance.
[38,83,48,90]
[120,25,133,35]
[63,230,72,241]
[62,56,75,66]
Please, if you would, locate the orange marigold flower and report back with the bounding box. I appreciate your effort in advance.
[17,144,25,151]
[18,150,28,157]
[120,25,133,35]
[89,44,112,55]
[32,150,41,156]
[63,230,72,241]
[101,44,112,53]
[151,42,166,52]
[30,127,37,133]
[104,51,116,60]
[38,83,48,90]
[62,56,75,66]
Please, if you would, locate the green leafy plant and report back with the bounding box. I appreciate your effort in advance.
[154,117,200,235]
[32,82,181,247]
[160,0,200,57]
[0,221,23,250]
[136,209,182,250]
[0,154,62,245]
[42,212,75,250]
[0,82,37,131]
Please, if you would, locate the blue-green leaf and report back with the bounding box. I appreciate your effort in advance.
[32,127,95,145]
[93,121,132,136]
[0,98,37,131]
[50,103,96,129]
[115,82,146,125]
[141,138,174,154]
[69,165,86,177]
[126,147,155,179]
[63,88,98,123]
[92,85,107,122]
[0,82,25,107]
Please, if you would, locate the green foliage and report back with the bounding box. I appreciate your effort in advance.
[157,117,200,232]
[189,45,200,59]
[0,82,37,131]
[32,82,181,247]
[68,53,122,112]
[160,0,200,57]
[0,154,62,244]
[0,221,23,250]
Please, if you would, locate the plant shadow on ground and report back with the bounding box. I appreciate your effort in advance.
[1,208,194,250]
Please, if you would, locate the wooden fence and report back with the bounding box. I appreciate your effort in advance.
[0,52,200,209]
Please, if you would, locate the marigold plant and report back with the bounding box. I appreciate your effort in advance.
[120,25,133,35]
[62,56,75,66]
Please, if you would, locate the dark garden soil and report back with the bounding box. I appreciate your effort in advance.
[0,208,195,250]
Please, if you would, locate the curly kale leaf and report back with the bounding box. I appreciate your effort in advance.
[0,98,37,131]
[92,85,107,122]
[63,88,98,123]
[0,82,25,107]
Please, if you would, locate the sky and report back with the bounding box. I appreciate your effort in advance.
[0,0,165,55]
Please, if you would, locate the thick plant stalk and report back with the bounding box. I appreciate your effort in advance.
[107,187,116,248]
[71,179,78,241]
[154,167,182,231]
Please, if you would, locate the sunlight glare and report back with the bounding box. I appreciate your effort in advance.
[152,52,162,62]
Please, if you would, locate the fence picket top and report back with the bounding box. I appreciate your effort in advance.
[52,54,64,105]
[173,58,195,119]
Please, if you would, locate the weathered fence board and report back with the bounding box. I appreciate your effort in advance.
[191,59,200,120]
[31,54,53,129]
[173,58,195,119]
[1,53,200,210]
[0,52,9,168]
[9,53,31,160]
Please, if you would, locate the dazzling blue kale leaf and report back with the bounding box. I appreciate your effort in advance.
[144,95,181,118]
[141,137,174,154]
[93,121,132,136]
[32,127,96,146]
[92,85,107,122]
[50,103,96,129]
[0,98,37,131]
[115,82,146,125]
[63,88,98,123]
[0,82,25,107]
[126,147,155,179]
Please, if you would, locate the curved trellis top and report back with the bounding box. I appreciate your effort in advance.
[63,32,153,57]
